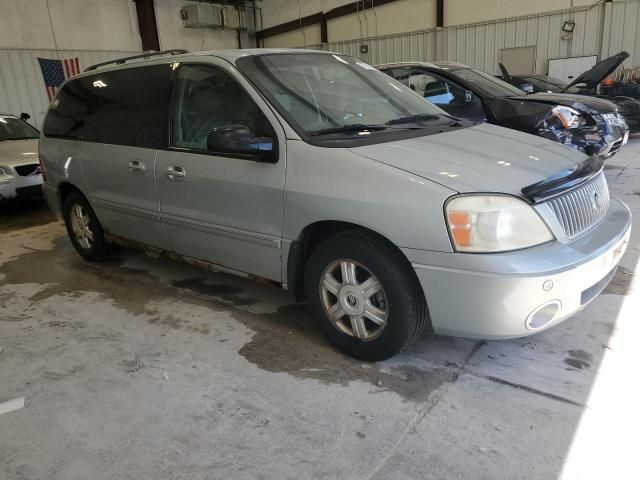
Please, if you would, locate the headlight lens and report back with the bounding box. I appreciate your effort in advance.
[445,195,554,252]
[551,106,586,129]
[0,166,7,176]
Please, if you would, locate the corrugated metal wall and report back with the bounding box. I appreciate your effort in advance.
[5,2,640,128]
[435,4,605,74]
[0,49,139,128]
[308,0,640,74]
[602,0,640,65]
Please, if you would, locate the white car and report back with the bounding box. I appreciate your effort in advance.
[0,114,43,200]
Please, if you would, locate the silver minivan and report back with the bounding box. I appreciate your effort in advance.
[40,49,631,360]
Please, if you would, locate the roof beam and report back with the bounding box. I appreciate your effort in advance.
[256,0,400,41]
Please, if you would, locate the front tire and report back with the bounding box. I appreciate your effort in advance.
[304,231,428,361]
[62,192,110,261]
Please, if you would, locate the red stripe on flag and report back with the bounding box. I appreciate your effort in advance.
[46,86,53,101]
[64,59,70,77]
[74,58,80,75]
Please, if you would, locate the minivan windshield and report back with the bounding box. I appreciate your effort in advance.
[237,53,446,137]
[451,68,525,97]
[0,116,39,141]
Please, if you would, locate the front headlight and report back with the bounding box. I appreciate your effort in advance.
[0,166,8,176]
[445,195,554,252]
[550,106,586,129]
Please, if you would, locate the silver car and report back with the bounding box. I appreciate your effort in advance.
[0,114,42,200]
[39,49,631,360]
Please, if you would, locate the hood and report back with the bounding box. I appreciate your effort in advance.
[498,62,511,80]
[349,123,586,197]
[564,51,629,92]
[512,92,617,114]
[0,139,39,167]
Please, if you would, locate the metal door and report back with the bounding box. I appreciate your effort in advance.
[155,62,286,282]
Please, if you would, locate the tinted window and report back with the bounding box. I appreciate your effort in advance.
[521,76,580,94]
[0,116,39,141]
[172,64,271,151]
[43,64,172,148]
[450,68,524,97]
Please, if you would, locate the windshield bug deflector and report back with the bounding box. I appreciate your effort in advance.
[521,155,604,203]
[236,53,471,147]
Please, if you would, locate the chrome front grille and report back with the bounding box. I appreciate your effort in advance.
[544,172,610,239]
[606,138,623,158]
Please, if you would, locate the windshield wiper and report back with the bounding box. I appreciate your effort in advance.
[386,113,439,125]
[307,124,387,137]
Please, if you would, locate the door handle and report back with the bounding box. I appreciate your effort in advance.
[165,165,186,182]
[127,159,146,174]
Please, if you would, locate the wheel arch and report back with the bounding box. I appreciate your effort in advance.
[286,220,415,302]
[57,182,86,214]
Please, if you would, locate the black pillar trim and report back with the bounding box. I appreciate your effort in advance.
[134,0,161,51]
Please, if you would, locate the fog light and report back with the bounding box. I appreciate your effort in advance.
[526,300,561,330]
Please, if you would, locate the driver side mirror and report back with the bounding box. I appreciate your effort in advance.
[20,112,30,121]
[207,125,276,163]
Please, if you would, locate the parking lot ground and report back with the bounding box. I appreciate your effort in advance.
[1,141,639,479]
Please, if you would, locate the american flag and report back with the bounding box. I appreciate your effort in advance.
[37,57,81,100]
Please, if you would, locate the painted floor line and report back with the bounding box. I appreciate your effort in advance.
[0,397,25,416]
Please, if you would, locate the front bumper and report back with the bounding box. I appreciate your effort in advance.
[0,173,43,199]
[598,114,629,158]
[600,129,629,158]
[405,196,631,339]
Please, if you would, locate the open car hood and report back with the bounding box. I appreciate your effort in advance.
[564,51,629,92]
[498,62,511,79]
[349,123,587,198]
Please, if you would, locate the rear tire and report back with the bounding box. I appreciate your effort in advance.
[62,192,110,261]
[304,230,428,361]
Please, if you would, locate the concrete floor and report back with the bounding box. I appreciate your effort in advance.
[1,142,639,480]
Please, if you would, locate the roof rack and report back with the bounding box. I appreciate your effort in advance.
[84,49,188,72]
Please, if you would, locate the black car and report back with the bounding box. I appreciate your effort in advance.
[498,51,640,133]
[378,61,629,158]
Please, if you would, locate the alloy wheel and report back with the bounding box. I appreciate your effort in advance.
[319,259,388,341]
[69,203,94,250]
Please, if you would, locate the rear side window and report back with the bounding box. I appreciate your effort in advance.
[43,64,172,148]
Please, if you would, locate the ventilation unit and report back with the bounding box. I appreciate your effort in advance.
[180,4,223,28]
[222,6,240,29]
[237,6,257,32]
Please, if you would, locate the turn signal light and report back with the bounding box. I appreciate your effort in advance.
[447,211,471,247]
